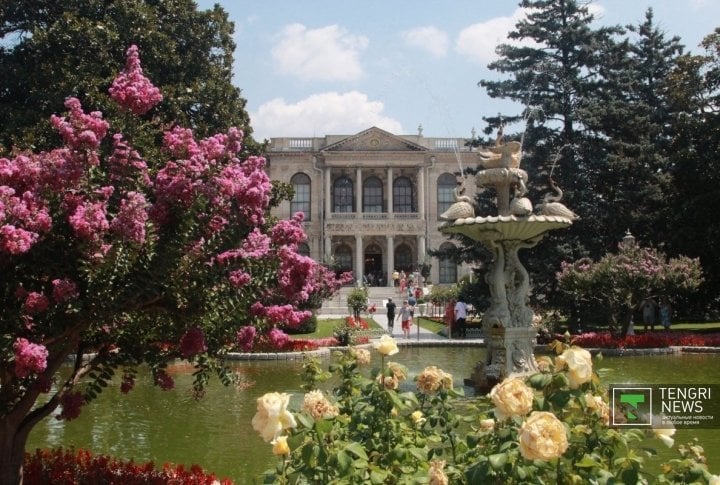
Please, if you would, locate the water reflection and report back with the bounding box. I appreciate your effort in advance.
[27,348,720,483]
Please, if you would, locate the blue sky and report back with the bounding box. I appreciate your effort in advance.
[196,0,720,141]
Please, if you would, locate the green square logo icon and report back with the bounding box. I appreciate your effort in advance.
[612,387,653,427]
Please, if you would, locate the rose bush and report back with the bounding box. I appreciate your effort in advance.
[254,337,720,484]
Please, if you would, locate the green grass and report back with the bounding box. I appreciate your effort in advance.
[415,317,447,336]
[291,317,383,339]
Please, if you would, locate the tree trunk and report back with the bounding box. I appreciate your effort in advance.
[619,306,634,338]
[0,419,29,485]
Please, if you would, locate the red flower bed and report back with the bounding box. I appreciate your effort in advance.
[571,331,720,349]
[23,447,232,484]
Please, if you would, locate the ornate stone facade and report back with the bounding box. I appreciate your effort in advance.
[266,126,478,286]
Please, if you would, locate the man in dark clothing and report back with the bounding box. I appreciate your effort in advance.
[386,298,396,336]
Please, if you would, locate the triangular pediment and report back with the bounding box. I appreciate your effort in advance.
[322,127,426,152]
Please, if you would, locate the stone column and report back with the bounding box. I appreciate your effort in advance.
[356,167,362,214]
[325,167,332,217]
[355,234,363,284]
[325,236,332,262]
[417,235,426,262]
[387,167,393,214]
[386,235,395,287]
[418,166,425,217]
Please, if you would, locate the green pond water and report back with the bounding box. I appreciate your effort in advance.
[27,348,720,484]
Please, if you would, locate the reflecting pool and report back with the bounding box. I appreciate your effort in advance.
[27,348,720,483]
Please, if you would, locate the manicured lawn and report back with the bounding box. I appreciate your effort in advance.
[290,317,382,339]
[415,317,447,336]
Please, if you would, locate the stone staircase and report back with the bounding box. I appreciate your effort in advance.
[318,286,406,315]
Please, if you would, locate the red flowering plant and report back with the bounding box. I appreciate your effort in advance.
[0,45,347,484]
[571,331,720,349]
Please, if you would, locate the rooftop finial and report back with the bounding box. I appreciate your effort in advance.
[417,124,423,136]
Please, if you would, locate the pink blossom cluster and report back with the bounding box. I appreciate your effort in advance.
[13,337,49,378]
[263,304,312,327]
[213,157,271,225]
[270,212,306,247]
[110,192,148,245]
[23,292,50,315]
[267,328,290,349]
[236,326,257,352]
[108,134,150,186]
[108,45,163,115]
[50,98,109,154]
[68,199,109,242]
[228,270,251,288]
[57,391,85,421]
[178,326,207,359]
[52,278,79,302]
[0,187,52,255]
[276,247,317,303]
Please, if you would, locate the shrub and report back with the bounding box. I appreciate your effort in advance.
[23,447,232,485]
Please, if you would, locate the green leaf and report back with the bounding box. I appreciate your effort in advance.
[344,442,369,460]
[489,452,508,469]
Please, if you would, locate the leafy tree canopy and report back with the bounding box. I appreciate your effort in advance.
[0,0,255,153]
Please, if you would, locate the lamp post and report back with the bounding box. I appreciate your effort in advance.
[622,229,636,248]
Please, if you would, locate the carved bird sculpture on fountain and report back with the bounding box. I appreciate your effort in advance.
[536,178,579,220]
[440,182,475,220]
[477,141,522,169]
[509,174,533,217]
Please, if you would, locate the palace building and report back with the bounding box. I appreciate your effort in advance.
[266,126,478,286]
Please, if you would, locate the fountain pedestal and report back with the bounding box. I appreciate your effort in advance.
[439,142,575,392]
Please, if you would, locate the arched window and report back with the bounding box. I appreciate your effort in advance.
[394,244,413,273]
[334,244,353,275]
[297,242,310,257]
[290,173,311,220]
[438,242,457,284]
[393,176,414,213]
[333,176,353,213]
[363,176,383,213]
[437,173,457,219]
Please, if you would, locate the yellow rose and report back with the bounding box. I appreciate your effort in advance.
[302,390,339,420]
[653,427,676,447]
[351,347,371,365]
[387,361,408,381]
[536,355,553,373]
[373,334,399,356]
[584,392,610,425]
[416,366,453,394]
[411,410,426,426]
[428,459,448,485]
[480,418,495,432]
[489,377,534,420]
[251,392,297,442]
[376,373,399,390]
[518,411,569,461]
[555,347,593,389]
[708,474,720,485]
[271,435,290,456]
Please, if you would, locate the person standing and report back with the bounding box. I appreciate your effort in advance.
[639,297,658,331]
[386,298,397,336]
[659,297,672,330]
[396,300,413,339]
[454,298,468,338]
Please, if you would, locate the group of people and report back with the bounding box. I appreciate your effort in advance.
[639,296,672,331]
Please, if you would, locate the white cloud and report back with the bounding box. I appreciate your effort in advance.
[401,26,449,57]
[271,23,368,82]
[250,91,403,140]
[455,8,530,63]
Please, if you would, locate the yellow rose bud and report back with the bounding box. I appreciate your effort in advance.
[271,435,290,456]
[411,410,426,425]
[653,427,676,448]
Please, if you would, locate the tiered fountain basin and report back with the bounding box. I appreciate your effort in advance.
[439,214,572,241]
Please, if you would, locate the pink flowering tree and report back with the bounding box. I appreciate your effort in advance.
[556,240,703,336]
[0,45,348,484]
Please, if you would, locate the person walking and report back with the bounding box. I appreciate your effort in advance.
[454,298,468,338]
[396,300,413,339]
[385,298,397,336]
